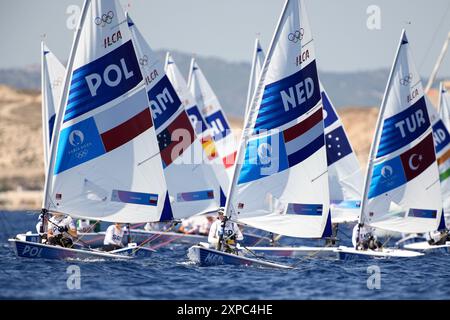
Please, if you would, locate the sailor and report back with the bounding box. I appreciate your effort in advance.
[426,229,449,245]
[352,223,382,251]
[208,208,243,253]
[199,216,214,236]
[47,213,78,247]
[102,223,126,251]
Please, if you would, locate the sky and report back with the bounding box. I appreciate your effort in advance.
[1,0,450,77]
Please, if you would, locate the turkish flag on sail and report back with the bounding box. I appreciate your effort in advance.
[400,133,436,182]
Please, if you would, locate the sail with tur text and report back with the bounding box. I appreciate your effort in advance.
[360,30,442,234]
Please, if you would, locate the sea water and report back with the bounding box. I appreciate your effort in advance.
[0,211,449,300]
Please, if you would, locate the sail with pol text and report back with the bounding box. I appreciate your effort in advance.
[321,84,363,223]
[187,59,237,179]
[225,0,331,238]
[245,37,266,118]
[43,0,172,223]
[164,52,230,200]
[360,30,442,234]
[41,42,65,170]
[127,15,222,217]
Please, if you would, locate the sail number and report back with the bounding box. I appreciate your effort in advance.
[22,245,43,257]
[85,58,134,97]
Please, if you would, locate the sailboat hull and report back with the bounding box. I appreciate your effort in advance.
[246,246,336,258]
[403,241,450,254]
[19,230,270,248]
[8,239,148,260]
[187,245,292,269]
[335,246,424,261]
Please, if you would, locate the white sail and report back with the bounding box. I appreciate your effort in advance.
[360,30,442,234]
[435,83,450,224]
[187,58,237,179]
[127,15,222,217]
[164,52,230,201]
[225,0,332,238]
[245,37,265,117]
[321,84,363,223]
[43,0,172,223]
[41,42,65,170]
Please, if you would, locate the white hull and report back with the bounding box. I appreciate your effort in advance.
[335,246,424,260]
[403,241,450,253]
[246,246,336,258]
[187,245,292,269]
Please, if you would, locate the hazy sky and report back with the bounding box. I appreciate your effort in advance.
[2,0,450,77]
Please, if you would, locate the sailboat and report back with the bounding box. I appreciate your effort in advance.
[187,58,237,180]
[189,0,334,267]
[15,42,108,247]
[401,84,450,253]
[335,30,441,260]
[127,14,223,219]
[9,0,177,260]
[164,52,230,201]
[162,52,272,247]
[247,84,364,257]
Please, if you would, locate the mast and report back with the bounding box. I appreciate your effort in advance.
[40,41,47,170]
[41,0,91,211]
[224,0,290,220]
[245,36,261,117]
[357,30,407,242]
[424,31,450,94]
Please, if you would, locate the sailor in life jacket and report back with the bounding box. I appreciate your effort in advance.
[47,213,78,248]
[426,229,449,246]
[208,208,243,252]
[352,223,382,251]
[103,223,127,251]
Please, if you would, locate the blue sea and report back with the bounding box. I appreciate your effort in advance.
[0,210,449,300]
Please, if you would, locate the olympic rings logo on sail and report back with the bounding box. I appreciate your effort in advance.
[75,149,88,159]
[95,11,114,27]
[139,55,148,66]
[288,29,304,43]
[399,73,413,86]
